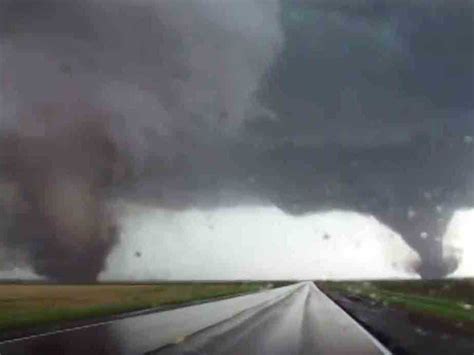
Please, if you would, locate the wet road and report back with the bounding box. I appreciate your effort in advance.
[326,290,474,355]
[0,282,389,355]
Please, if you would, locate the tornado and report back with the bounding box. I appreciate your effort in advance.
[0,0,283,281]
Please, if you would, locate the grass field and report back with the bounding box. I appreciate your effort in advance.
[0,282,268,335]
[319,279,474,329]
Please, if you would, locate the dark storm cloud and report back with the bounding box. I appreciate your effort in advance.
[126,0,474,278]
[255,0,473,144]
[0,0,472,280]
[246,0,474,277]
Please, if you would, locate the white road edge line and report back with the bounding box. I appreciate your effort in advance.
[0,317,122,346]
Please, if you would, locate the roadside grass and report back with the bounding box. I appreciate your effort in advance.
[371,279,474,304]
[371,290,474,323]
[0,283,267,334]
[319,280,474,327]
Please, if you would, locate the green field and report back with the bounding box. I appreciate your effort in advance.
[0,282,268,335]
[319,279,474,330]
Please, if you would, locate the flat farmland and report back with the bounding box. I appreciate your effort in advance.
[0,282,267,335]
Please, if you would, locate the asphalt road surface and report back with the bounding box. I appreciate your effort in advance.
[0,282,390,355]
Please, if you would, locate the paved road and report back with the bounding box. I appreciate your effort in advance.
[327,289,474,355]
[0,282,389,355]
